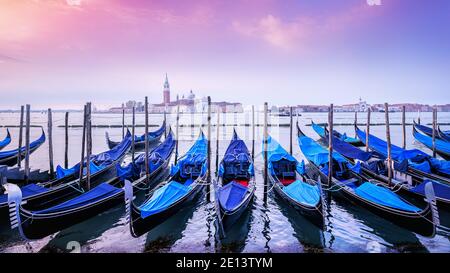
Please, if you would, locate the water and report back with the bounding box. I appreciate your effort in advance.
[0,110,449,253]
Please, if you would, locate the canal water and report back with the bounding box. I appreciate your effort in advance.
[0,110,449,253]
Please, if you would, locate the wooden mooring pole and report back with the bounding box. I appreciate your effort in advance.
[207,96,212,202]
[24,104,31,182]
[252,105,255,162]
[328,104,333,187]
[79,104,87,187]
[432,107,437,158]
[131,105,136,165]
[215,110,220,174]
[385,103,392,186]
[86,102,92,191]
[289,106,293,155]
[145,97,150,184]
[122,106,125,140]
[175,102,180,165]
[64,112,69,168]
[17,105,24,167]
[402,106,406,149]
[47,108,54,178]
[366,108,371,152]
[263,102,268,203]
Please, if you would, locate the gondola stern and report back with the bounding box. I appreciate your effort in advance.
[424,182,440,233]
[5,183,28,240]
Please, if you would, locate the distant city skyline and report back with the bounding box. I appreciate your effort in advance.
[1,0,449,110]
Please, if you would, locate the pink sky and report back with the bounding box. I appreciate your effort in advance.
[0,0,448,109]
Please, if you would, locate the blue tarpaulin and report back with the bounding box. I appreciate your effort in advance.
[282,180,320,206]
[298,135,347,166]
[353,182,421,212]
[415,123,450,141]
[265,135,305,175]
[56,161,104,180]
[312,122,359,144]
[140,181,190,218]
[117,131,175,181]
[356,127,428,162]
[219,130,253,179]
[356,127,450,175]
[171,132,208,178]
[135,121,166,142]
[32,182,121,214]
[218,181,248,212]
[411,180,450,200]
[0,183,49,204]
[413,127,450,155]
[0,130,45,160]
[327,133,373,162]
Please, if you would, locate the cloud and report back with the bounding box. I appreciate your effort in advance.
[66,0,82,6]
[232,3,380,52]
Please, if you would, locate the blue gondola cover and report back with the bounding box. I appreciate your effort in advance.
[282,180,320,206]
[140,181,190,218]
[413,128,450,155]
[353,182,420,212]
[0,183,49,204]
[117,132,175,181]
[298,136,347,166]
[410,180,450,200]
[32,182,121,214]
[0,130,45,160]
[218,181,248,212]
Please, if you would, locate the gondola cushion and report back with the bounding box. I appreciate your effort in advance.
[354,182,421,212]
[218,181,248,212]
[140,181,190,218]
[282,180,320,206]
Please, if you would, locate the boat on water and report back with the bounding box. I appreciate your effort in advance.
[214,130,255,237]
[413,121,450,142]
[0,129,45,167]
[0,129,11,151]
[355,125,450,182]
[298,124,439,237]
[413,124,450,161]
[0,132,132,223]
[311,121,364,147]
[105,121,166,150]
[264,135,324,228]
[315,127,450,212]
[6,130,175,240]
[125,130,208,237]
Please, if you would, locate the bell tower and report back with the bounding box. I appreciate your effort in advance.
[163,73,170,104]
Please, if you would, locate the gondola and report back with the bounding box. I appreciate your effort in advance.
[6,130,175,240]
[265,135,324,228]
[0,129,11,151]
[413,125,450,161]
[298,124,439,237]
[355,125,450,183]
[214,130,255,237]
[105,120,165,149]
[311,121,364,147]
[414,121,450,142]
[0,129,45,167]
[125,130,208,237]
[0,131,132,222]
[316,127,450,211]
